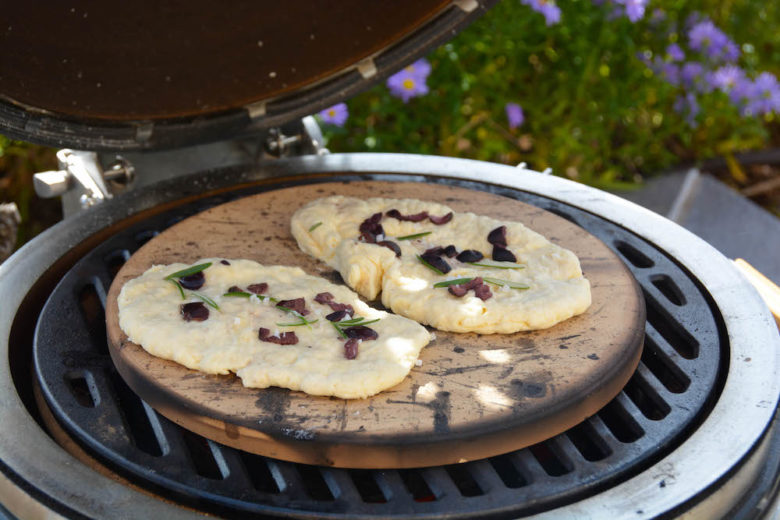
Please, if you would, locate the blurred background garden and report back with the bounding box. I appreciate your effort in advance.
[1,0,779,250]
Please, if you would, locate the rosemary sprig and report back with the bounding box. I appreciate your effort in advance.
[223,291,250,298]
[277,318,319,327]
[192,291,220,310]
[331,321,348,339]
[164,262,212,280]
[433,277,474,288]
[330,316,380,338]
[469,261,526,270]
[397,231,432,241]
[482,277,530,290]
[417,254,444,275]
[308,222,322,232]
[169,279,186,299]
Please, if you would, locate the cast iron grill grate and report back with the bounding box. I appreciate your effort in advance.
[33,175,724,519]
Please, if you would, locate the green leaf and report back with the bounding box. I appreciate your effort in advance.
[469,262,525,269]
[223,291,250,298]
[482,277,530,290]
[169,279,185,299]
[192,292,220,310]
[277,319,319,327]
[417,254,444,275]
[331,321,348,339]
[308,222,323,232]
[397,231,432,240]
[433,277,475,287]
[164,262,212,280]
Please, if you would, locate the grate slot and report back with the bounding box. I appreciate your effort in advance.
[104,249,131,280]
[489,453,528,488]
[641,336,691,393]
[528,440,573,477]
[597,396,645,443]
[614,240,655,268]
[65,370,99,408]
[399,469,437,502]
[77,281,108,355]
[643,290,699,359]
[238,452,280,493]
[566,419,612,462]
[179,430,227,480]
[294,465,335,502]
[134,229,159,246]
[650,274,686,306]
[349,469,388,503]
[624,371,671,421]
[444,464,485,497]
[108,371,165,457]
[545,207,580,225]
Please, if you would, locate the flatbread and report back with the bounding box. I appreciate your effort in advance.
[117,258,432,399]
[291,196,591,333]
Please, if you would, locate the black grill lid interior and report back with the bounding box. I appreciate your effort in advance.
[0,1,493,151]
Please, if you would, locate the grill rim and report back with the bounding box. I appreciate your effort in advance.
[0,153,778,519]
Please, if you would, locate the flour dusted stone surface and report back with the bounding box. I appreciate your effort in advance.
[118,259,431,399]
[291,196,591,333]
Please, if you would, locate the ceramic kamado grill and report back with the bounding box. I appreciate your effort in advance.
[0,2,778,519]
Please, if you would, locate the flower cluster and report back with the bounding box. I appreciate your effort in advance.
[521,0,561,26]
[386,58,431,103]
[318,103,349,127]
[642,13,780,124]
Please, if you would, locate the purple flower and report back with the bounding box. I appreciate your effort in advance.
[680,62,710,92]
[674,92,700,127]
[687,19,740,63]
[318,103,348,126]
[386,69,429,103]
[505,103,524,129]
[652,57,680,86]
[402,58,431,80]
[745,73,780,116]
[710,65,746,92]
[521,0,561,26]
[666,43,685,62]
[616,0,648,22]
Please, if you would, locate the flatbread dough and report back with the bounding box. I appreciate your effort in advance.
[118,258,432,399]
[291,196,591,333]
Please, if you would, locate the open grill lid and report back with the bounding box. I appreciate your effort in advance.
[0,0,493,151]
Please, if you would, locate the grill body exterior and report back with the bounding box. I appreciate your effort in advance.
[0,154,778,519]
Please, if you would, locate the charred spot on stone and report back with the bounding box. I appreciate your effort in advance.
[378,240,402,257]
[247,283,268,295]
[429,212,453,225]
[492,246,517,262]
[179,271,205,290]
[276,298,309,316]
[442,245,458,258]
[343,325,379,341]
[344,338,359,360]
[314,292,334,304]
[227,285,245,294]
[487,226,508,247]
[326,309,350,322]
[220,260,230,265]
[258,328,299,345]
[420,252,452,274]
[456,249,484,263]
[386,209,429,222]
[181,302,209,322]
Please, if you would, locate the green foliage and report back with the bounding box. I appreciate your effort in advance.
[321,0,779,190]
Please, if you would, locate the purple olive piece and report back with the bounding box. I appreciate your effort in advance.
[247,283,268,294]
[378,240,402,258]
[448,285,468,297]
[443,245,458,258]
[328,302,354,315]
[343,325,379,341]
[179,271,205,290]
[181,302,209,322]
[359,212,384,232]
[326,309,351,322]
[227,285,245,293]
[424,246,444,256]
[492,246,517,263]
[258,328,299,345]
[487,226,508,247]
[420,252,452,274]
[429,212,453,225]
[220,260,230,265]
[314,292,334,304]
[386,209,429,222]
[456,249,484,263]
[344,338,359,359]
[276,298,309,316]
[447,277,492,300]
[474,283,493,300]
[462,277,484,290]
